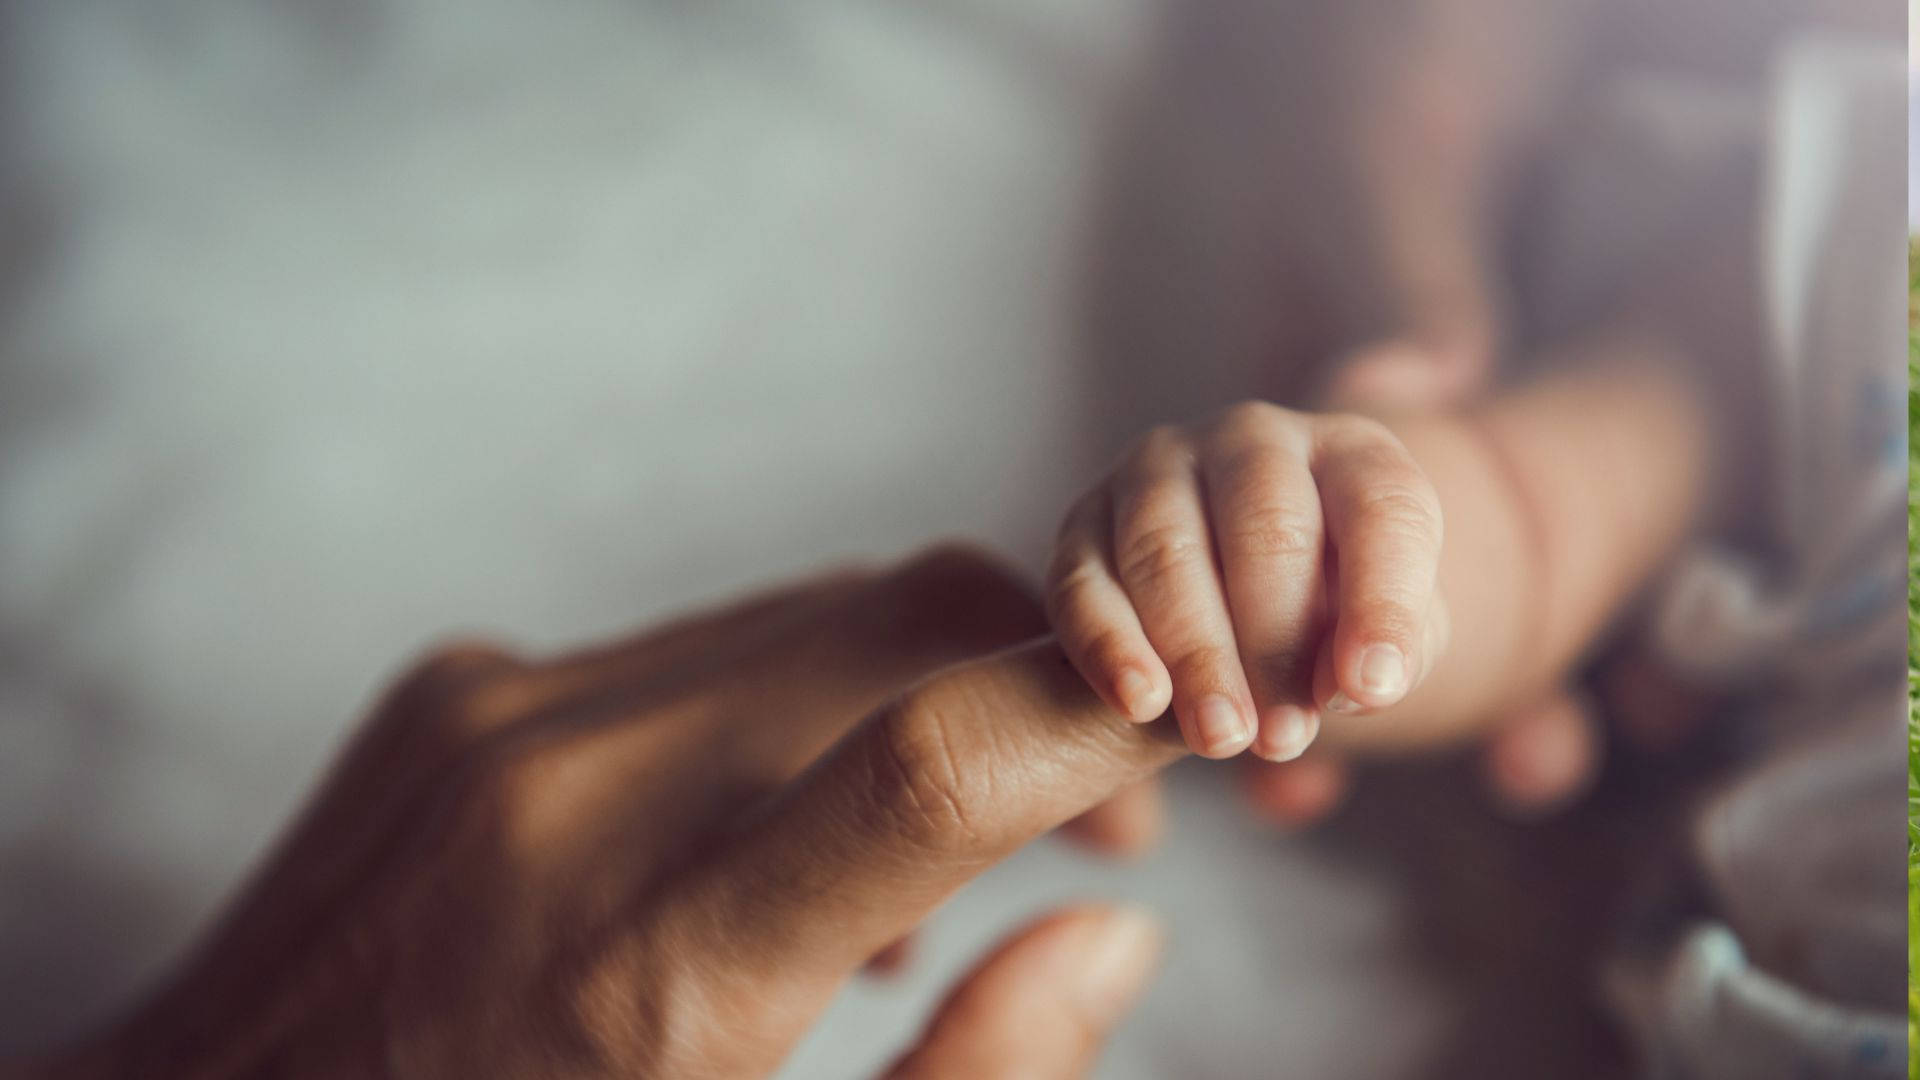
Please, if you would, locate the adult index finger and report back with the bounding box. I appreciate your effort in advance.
[644,638,1186,1076]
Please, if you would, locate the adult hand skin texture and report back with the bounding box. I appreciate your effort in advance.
[5,546,1182,1080]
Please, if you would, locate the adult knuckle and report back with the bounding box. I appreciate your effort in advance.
[415,638,517,677]
[868,687,992,855]
[461,736,591,863]
[452,682,549,743]
[396,640,517,703]
[565,925,729,1075]
[475,741,551,823]
[896,541,1007,590]
[884,542,1046,650]
[384,639,528,746]
[561,935,674,1072]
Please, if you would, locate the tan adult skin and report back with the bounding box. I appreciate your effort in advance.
[6,549,1184,1080]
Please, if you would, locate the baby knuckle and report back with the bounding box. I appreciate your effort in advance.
[1221,503,1320,561]
[1208,440,1291,485]
[1171,643,1239,683]
[1052,491,1099,545]
[1212,399,1287,440]
[1115,523,1207,588]
[1082,626,1142,677]
[1359,485,1443,539]
[1320,411,1396,448]
[1044,559,1104,618]
[1132,424,1187,459]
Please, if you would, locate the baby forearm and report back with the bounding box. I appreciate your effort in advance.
[1340,342,1710,748]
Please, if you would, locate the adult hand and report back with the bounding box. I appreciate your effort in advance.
[12,546,1184,1079]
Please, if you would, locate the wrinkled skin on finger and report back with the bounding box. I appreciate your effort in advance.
[33,545,1168,1080]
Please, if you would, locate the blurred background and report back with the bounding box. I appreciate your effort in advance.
[0,2,1904,1077]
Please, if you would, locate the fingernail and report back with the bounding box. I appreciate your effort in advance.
[1193,694,1252,756]
[1114,667,1156,722]
[1357,645,1407,701]
[1324,692,1364,715]
[1071,907,1163,1024]
[1257,705,1320,762]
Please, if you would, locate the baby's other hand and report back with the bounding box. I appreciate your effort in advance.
[1046,402,1448,761]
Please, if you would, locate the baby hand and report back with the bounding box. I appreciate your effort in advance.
[1047,402,1448,761]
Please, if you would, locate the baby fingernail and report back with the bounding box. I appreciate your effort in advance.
[1115,667,1156,721]
[1194,694,1252,756]
[1324,692,1363,715]
[1357,645,1407,701]
[1258,705,1319,762]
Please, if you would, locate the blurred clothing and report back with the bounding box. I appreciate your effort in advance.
[1587,38,1907,1080]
